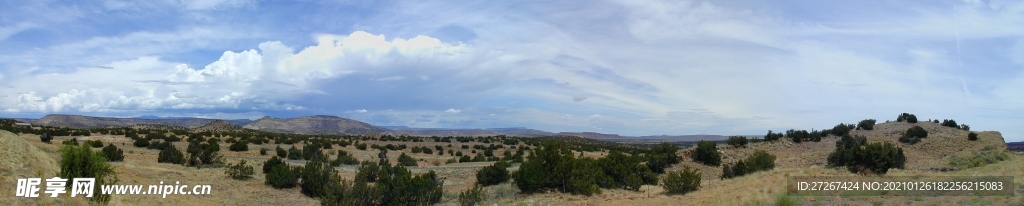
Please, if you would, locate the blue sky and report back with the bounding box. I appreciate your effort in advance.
[1,0,1022,140]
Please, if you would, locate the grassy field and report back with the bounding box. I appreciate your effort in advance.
[1,120,1022,205]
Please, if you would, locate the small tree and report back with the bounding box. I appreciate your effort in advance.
[288,146,302,160]
[899,126,928,144]
[663,166,700,195]
[690,140,721,166]
[59,144,117,204]
[276,146,287,158]
[101,144,125,162]
[225,160,255,180]
[398,153,418,167]
[228,140,248,151]
[158,144,185,164]
[857,119,876,130]
[476,162,510,186]
[725,136,748,147]
[968,132,978,141]
[265,164,298,188]
[133,138,150,147]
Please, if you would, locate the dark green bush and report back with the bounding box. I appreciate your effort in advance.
[263,156,285,174]
[225,160,254,180]
[690,140,721,166]
[897,113,918,123]
[276,146,287,158]
[101,144,124,162]
[899,126,928,144]
[265,164,298,188]
[857,119,876,130]
[648,142,680,173]
[260,148,267,155]
[663,166,700,195]
[726,136,748,147]
[288,146,302,160]
[941,119,959,128]
[229,140,248,151]
[88,140,104,148]
[300,154,336,198]
[827,135,905,174]
[133,138,150,147]
[764,130,783,141]
[158,144,185,164]
[302,143,320,160]
[968,132,978,141]
[185,139,222,166]
[59,144,116,204]
[722,150,775,179]
[398,153,418,166]
[476,162,510,186]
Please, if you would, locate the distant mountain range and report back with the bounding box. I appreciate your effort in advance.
[28,114,251,129]
[5,114,744,142]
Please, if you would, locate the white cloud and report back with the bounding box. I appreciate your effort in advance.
[445,108,461,113]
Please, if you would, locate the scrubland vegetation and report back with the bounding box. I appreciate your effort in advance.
[0,113,1018,205]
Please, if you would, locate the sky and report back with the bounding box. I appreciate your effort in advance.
[0,0,1022,140]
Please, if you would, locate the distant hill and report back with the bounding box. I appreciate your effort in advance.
[31,114,250,129]
[242,115,387,135]
[381,127,554,137]
[1007,142,1024,151]
[194,120,244,133]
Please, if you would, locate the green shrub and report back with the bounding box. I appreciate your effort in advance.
[276,146,287,158]
[58,144,117,204]
[726,136,748,147]
[332,153,359,166]
[263,156,285,174]
[229,140,248,151]
[398,152,418,167]
[101,144,124,162]
[690,140,721,166]
[598,150,658,190]
[899,126,928,144]
[260,148,267,155]
[949,146,1009,170]
[648,142,680,173]
[857,119,876,130]
[265,164,298,188]
[897,113,918,123]
[225,160,255,180]
[941,119,959,128]
[158,144,185,164]
[968,132,978,141]
[300,154,336,198]
[354,160,380,182]
[512,141,607,196]
[88,140,104,148]
[764,130,783,141]
[722,150,775,179]
[185,139,222,166]
[133,138,150,147]
[458,185,485,206]
[476,162,510,186]
[827,135,905,174]
[302,144,320,160]
[663,166,700,195]
[287,146,302,160]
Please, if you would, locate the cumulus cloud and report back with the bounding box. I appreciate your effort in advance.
[445,108,461,113]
